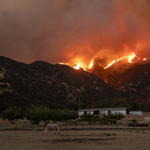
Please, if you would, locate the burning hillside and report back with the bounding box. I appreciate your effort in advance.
[59,52,148,71]
[1,1,150,110]
[58,50,150,104]
[59,59,94,71]
[0,56,121,111]
[1,56,150,111]
[89,54,150,104]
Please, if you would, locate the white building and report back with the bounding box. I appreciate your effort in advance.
[129,111,143,115]
[78,107,129,116]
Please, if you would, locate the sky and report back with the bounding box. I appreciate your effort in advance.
[0,0,150,65]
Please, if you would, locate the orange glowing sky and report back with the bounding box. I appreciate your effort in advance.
[0,0,150,65]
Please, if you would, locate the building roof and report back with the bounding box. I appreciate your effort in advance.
[78,107,128,112]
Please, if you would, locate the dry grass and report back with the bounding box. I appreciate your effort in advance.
[0,115,150,150]
[0,129,150,150]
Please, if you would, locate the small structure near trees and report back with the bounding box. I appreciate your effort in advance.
[78,107,129,116]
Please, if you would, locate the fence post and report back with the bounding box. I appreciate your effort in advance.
[82,122,84,130]
[99,122,101,129]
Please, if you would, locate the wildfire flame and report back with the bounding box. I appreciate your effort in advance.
[104,52,136,69]
[73,64,80,69]
[89,59,93,69]
[59,59,94,71]
[59,52,147,71]
[128,52,136,63]
[59,62,68,65]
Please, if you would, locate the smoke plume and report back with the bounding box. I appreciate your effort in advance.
[0,0,150,65]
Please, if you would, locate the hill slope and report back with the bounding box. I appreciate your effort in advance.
[0,56,120,111]
[90,59,150,103]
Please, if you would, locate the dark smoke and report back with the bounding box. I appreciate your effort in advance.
[0,0,150,65]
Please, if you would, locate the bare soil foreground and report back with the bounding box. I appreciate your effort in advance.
[0,129,150,150]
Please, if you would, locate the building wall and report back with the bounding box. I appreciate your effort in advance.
[78,111,94,115]
[78,112,84,116]
[129,111,143,115]
[88,111,94,115]
[99,111,108,115]
[111,110,126,115]
[78,109,127,116]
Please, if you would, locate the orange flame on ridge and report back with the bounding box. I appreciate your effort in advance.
[59,59,94,71]
[59,52,147,71]
[89,59,93,69]
[104,52,136,69]
[73,64,80,69]
[128,52,136,63]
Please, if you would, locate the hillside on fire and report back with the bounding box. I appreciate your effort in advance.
[1,56,150,112]
[0,56,121,112]
[90,58,150,108]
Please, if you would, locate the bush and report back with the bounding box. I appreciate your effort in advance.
[79,112,125,124]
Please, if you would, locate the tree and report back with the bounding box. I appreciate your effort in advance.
[38,106,52,127]
[25,106,78,126]
[102,113,125,124]
[1,107,23,125]
[25,105,41,124]
[79,88,87,109]
[80,112,100,124]
[61,109,78,124]
[79,112,125,124]
[25,105,53,126]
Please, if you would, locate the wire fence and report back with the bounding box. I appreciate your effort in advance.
[0,119,150,130]
[15,120,150,130]
[58,122,150,130]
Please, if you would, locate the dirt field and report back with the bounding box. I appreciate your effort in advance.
[0,129,150,150]
[0,114,150,150]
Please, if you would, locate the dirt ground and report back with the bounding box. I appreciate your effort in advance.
[0,129,150,150]
[0,114,150,150]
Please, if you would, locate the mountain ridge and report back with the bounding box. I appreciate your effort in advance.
[0,56,121,112]
[90,59,150,103]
